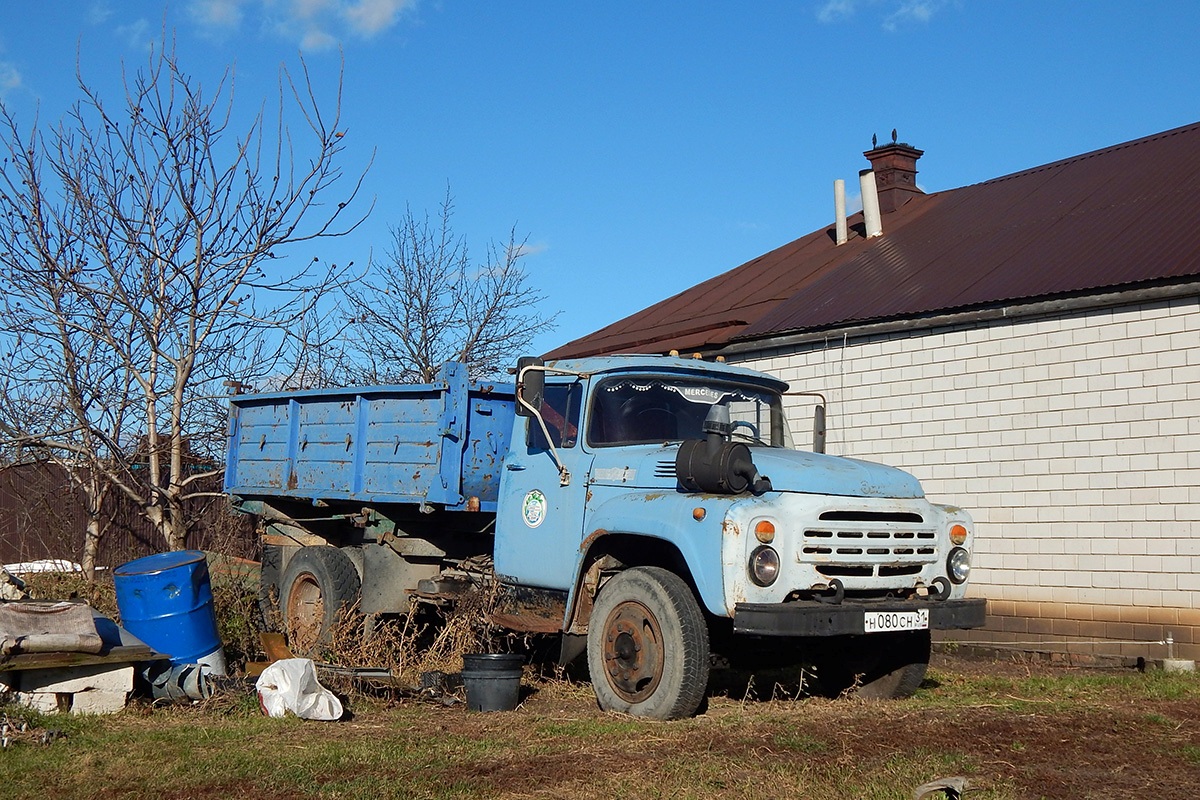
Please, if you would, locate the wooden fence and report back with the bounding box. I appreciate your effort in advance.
[0,463,256,569]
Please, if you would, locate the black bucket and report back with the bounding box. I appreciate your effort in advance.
[461,653,523,712]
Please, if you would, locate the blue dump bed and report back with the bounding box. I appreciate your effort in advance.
[223,363,516,513]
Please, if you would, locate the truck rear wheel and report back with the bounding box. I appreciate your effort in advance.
[281,546,361,656]
[586,567,709,720]
[815,629,931,699]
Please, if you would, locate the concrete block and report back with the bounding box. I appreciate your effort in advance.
[15,689,129,716]
[17,663,134,695]
[14,691,68,714]
[12,663,133,715]
[67,690,130,715]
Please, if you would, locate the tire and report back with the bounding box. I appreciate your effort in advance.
[280,546,361,657]
[586,567,710,720]
[257,543,283,632]
[815,630,931,700]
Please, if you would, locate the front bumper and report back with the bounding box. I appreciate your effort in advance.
[733,597,987,637]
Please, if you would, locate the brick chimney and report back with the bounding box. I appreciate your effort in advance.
[863,138,924,213]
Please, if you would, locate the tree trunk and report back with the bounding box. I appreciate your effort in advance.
[82,515,102,581]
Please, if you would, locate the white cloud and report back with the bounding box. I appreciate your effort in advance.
[510,241,549,259]
[172,0,415,49]
[88,2,116,25]
[882,0,943,31]
[344,0,414,37]
[815,0,950,30]
[188,0,248,30]
[290,0,337,21]
[816,0,857,24]
[300,28,339,51]
[115,18,154,51]
[200,0,415,49]
[0,60,21,97]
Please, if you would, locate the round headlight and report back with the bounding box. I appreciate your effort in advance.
[947,547,971,584]
[749,545,780,586]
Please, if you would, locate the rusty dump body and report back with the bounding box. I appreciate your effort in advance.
[223,362,515,513]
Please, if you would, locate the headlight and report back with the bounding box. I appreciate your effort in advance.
[749,546,780,586]
[947,547,971,584]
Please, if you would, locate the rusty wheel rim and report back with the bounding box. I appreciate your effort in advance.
[601,600,664,703]
[285,573,324,654]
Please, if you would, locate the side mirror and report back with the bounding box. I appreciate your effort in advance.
[812,404,827,454]
[515,356,544,417]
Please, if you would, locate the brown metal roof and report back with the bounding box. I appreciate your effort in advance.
[547,121,1200,359]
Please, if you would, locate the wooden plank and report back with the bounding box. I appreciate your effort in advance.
[0,644,159,673]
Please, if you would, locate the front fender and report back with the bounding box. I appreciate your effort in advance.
[571,488,731,618]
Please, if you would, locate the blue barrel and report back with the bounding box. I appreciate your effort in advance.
[114,550,224,672]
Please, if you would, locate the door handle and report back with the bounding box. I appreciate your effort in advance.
[505,464,526,471]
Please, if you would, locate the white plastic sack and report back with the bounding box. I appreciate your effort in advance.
[255,658,344,721]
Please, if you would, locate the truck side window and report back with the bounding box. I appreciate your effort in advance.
[527,382,582,450]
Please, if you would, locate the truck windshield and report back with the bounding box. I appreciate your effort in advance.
[587,377,791,448]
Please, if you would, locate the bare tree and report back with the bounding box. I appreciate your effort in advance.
[343,188,556,384]
[0,35,368,562]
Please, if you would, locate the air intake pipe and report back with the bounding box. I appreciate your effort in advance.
[675,404,772,495]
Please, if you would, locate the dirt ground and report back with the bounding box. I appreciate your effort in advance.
[414,651,1200,800]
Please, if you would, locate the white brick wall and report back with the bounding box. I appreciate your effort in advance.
[741,296,1200,618]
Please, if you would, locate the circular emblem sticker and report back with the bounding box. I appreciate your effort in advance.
[522,489,547,528]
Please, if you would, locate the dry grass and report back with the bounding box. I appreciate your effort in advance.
[319,583,531,691]
[20,571,118,617]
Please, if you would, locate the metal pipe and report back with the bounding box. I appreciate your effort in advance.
[834,179,848,245]
[859,170,882,238]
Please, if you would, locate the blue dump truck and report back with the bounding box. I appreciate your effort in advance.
[225,355,985,719]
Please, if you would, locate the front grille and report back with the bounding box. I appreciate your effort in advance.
[802,509,937,577]
[654,460,676,479]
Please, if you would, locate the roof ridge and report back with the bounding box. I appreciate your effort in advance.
[967,120,1200,190]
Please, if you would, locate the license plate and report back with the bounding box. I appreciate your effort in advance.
[863,609,929,634]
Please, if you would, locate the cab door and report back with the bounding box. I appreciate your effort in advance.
[494,379,591,590]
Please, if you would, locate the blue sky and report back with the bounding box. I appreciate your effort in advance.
[2,1,1198,357]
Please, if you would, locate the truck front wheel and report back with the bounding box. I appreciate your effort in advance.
[280,546,361,656]
[586,567,710,720]
[815,629,931,699]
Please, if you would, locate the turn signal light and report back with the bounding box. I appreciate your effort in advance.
[754,520,776,544]
[949,524,968,545]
